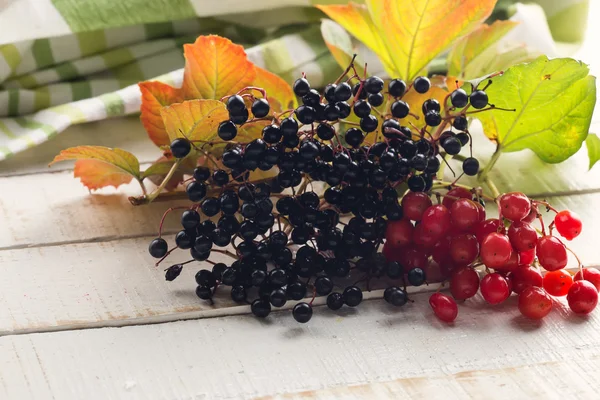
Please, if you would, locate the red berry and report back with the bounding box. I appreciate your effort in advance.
[402,247,428,271]
[554,210,582,241]
[518,286,552,319]
[432,236,451,265]
[542,269,573,297]
[385,219,413,248]
[522,207,538,224]
[450,234,479,265]
[480,232,512,269]
[480,273,510,304]
[421,205,451,237]
[402,192,432,221]
[450,199,480,232]
[442,187,472,209]
[499,192,531,222]
[518,249,536,266]
[507,221,538,252]
[509,265,543,294]
[429,292,458,322]
[536,236,568,271]
[450,267,480,300]
[474,201,486,222]
[382,242,401,262]
[574,268,600,291]
[504,274,514,293]
[495,250,519,273]
[413,223,438,249]
[474,218,502,244]
[567,281,598,314]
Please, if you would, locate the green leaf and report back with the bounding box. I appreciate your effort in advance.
[142,160,177,179]
[586,133,600,170]
[476,56,596,163]
[447,21,519,79]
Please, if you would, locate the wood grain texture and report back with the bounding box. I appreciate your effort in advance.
[1,293,600,400]
[0,172,190,249]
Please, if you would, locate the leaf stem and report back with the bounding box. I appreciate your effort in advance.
[129,159,182,205]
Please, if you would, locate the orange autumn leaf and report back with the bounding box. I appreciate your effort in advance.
[160,99,229,142]
[182,35,256,101]
[253,66,297,112]
[139,81,183,147]
[50,146,141,190]
[138,35,294,151]
[366,0,496,80]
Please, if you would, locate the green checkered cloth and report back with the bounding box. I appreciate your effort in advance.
[0,1,349,161]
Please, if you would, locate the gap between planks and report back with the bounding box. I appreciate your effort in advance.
[0,287,430,337]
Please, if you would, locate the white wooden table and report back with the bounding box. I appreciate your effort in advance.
[2,16,600,400]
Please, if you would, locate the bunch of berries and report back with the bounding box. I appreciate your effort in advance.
[148,61,593,324]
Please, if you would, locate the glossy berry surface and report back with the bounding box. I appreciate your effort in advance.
[413,76,430,93]
[574,268,600,291]
[251,299,272,318]
[170,138,192,158]
[450,267,480,300]
[327,292,344,310]
[567,281,598,314]
[292,302,313,323]
[499,192,531,222]
[518,287,552,320]
[429,293,458,322]
[554,210,582,241]
[536,236,568,271]
[343,286,363,307]
[543,269,573,297]
[480,273,510,305]
[480,233,512,269]
[149,238,168,258]
[510,265,543,294]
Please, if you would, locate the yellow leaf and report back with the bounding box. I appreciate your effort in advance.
[317,2,396,76]
[160,100,229,142]
[253,66,297,112]
[182,35,256,100]
[365,0,496,80]
[50,146,140,190]
[447,21,519,78]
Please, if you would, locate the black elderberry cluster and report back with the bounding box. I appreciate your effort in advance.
[153,69,493,323]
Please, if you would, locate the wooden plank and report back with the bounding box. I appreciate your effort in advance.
[0,171,191,249]
[0,116,161,177]
[1,294,600,400]
[260,361,600,399]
